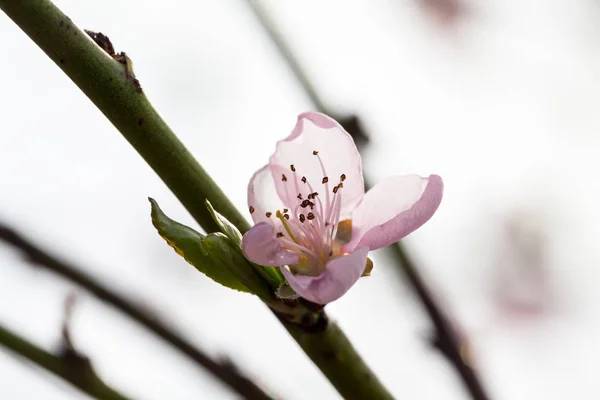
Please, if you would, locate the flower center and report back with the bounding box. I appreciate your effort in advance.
[266,150,347,275]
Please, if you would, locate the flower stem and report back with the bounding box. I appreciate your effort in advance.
[0,323,131,400]
[0,1,395,398]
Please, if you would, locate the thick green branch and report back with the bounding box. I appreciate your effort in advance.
[0,1,394,398]
[0,323,131,400]
[283,321,394,400]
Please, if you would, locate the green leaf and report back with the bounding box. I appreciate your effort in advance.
[149,198,250,293]
[205,199,243,245]
[205,200,285,287]
[202,232,275,301]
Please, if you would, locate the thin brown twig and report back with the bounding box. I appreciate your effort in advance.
[243,2,490,399]
[0,223,274,400]
[0,322,132,400]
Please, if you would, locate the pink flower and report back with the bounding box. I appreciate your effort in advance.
[241,112,443,304]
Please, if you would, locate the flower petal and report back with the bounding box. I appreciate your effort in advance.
[247,164,286,225]
[344,174,443,252]
[281,247,369,304]
[241,222,299,266]
[270,112,364,216]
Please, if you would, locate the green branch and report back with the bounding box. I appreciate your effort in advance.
[0,323,131,400]
[0,1,394,398]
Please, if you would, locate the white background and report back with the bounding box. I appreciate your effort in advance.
[2,0,600,398]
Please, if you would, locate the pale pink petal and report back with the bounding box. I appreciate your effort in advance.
[241,222,299,266]
[270,112,364,216]
[344,174,443,252]
[281,247,369,304]
[269,163,307,210]
[247,164,286,225]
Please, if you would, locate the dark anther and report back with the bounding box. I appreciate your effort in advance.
[282,174,287,182]
[284,214,290,220]
[307,212,315,220]
[290,164,296,172]
[301,200,311,208]
[297,193,302,199]
[301,176,307,183]
[322,177,329,184]
[266,212,272,218]
[249,206,255,214]
[313,150,319,155]
[340,174,346,182]
[276,232,284,238]
[299,214,306,223]
[283,208,288,213]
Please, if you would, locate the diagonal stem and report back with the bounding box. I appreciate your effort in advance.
[0,1,394,399]
[0,223,274,400]
[244,2,490,399]
[0,322,132,400]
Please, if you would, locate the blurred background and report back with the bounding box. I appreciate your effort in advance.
[2,0,600,398]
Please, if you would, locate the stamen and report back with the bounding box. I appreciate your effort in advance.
[276,210,298,243]
[314,152,331,221]
[249,206,255,214]
[279,237,318,259]
[328,191,343,243]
